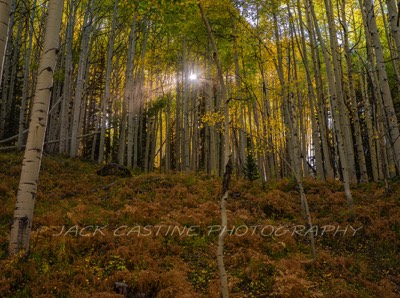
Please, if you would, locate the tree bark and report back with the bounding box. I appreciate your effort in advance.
[310,0,354,208]
[9,0,64,255]
[199,2,231,296]
[18,0,37,150]
[59,0,77,155]
[98,0,118,163]
[340,0,369,183]
[125,13,137,168]
[386,0,400,59]
[362,0,400,173]
[0,0,11,90]
[296,0,325,180]
[70,0,93,158]
[0,0,15,140]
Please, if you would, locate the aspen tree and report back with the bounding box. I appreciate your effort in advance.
[386,0,400,59]
[59,0,77,154]
[304,0,334,179]
[98,0,118,163]
[361,73,379,181]
[70,0,94,158]
[295,0,325,180]
[118,12,137,166]
[0,0,15,139]
[309,0,354,208]
[0,0,11,91]
[183,38,190,171]
[18,0,37,150]
[362,0,400,173]
[340,0,369,183]
[125,13,138,168]
[9,0,64,255]
[199,2,231,296]
[323,0,357,183]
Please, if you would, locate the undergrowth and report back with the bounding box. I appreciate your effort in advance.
[0,153,399,297]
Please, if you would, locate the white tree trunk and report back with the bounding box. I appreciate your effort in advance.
[341,1,369,183]
[386,0,400,59]
[310,0,354,208]
[98,0,118,163]
[70,0,93,158]
[363,0,400,172]
[199,3,230,297]
[9,0,64,255]
[59,0,77,154]
[125,14,137,168]
[18,0,37,150]
[0,0,15,140]
[0,0,11,90]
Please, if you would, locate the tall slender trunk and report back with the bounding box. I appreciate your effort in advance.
[175,70,182,171]
[340,0,369,182]
[0,0,15,139]
[70,0,93,158]
[296,0,324,180]
[310,0,354,208]
[59,0,77,154]
[183,38,190,171]
[98,0,118,163]
[361,73,379,181]
[136,23,150,169]
[9,0,64,255]
[165,90,171,172]
[199,3,230,296]
[18,0,37,150]
[233,26,246,176]
[323,0,357,183]
[125,14,137,168]
[362,0,400,173]
[305,1,334,179]
[3,14,22,141]
[0,0,11,91]
[386,0,400,59]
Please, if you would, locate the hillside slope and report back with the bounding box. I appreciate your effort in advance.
[0,153,399,297]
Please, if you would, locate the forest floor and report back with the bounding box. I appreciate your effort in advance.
[0,153,399,297]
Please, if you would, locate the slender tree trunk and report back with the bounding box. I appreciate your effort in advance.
[340,0,369,183]
[98,0,118,163]
[9,0,64,255]
[6,18,22,137]
[296,0,324,180]
[18,0,37,150]
[386,0,400,59]
[134,19,149,169]
[59,0,77,154]
[233,26,246,176]
[323,0,357,183]
[125,14,137,168]
[0,0,11,91]
[362,0,400,173]
[165,92,171,173]
[183,38,190,171]
[378,0,400,92]
[199,3,230,296]
[361,73,379,181]
[359,1,389,180]
[305,1,334,179]
[70,0,93,158]
[0,0,15,140]
[175,70,182,171]
[310,0,354,208]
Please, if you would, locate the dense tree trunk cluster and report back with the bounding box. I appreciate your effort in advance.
[0,0,399,198]
[1,0,400,187]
